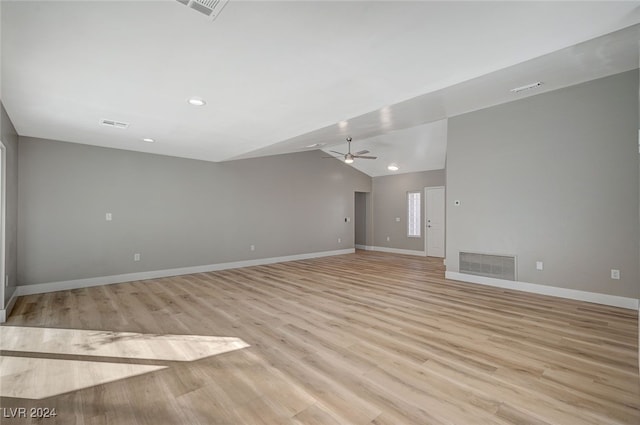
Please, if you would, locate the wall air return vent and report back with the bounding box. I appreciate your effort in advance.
[459,252,516,281]
[176,0,230,20]
[100,119,129,129]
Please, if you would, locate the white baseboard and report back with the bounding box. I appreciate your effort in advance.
[0,289,18,323]
[14,248,356,298]
[445,271,639,310]
[370,246,426,257]
[355,245,374,251]
[355,245,426,258]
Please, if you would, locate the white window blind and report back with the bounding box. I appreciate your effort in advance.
[407,191,421,238]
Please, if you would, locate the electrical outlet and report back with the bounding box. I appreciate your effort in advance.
[395,217,400,222]
[105,212,112,221]
[337,237,341,243]
[134,253,141,262]
[386,236,390,242]
[250,245,255,251]
[536,261,543,271]
[611,269,620,280]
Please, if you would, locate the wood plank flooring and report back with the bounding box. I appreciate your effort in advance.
[1,251,638,424]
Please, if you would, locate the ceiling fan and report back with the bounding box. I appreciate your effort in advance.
[324,137,377,163]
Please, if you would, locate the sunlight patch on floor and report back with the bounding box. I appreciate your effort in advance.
[0,356,166,399]
[0,326,250,361]
[0,326,250,399]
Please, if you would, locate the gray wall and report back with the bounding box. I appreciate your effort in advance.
[447,70,639,298]
[1,103,18,307]
[372,170,446,252]
[18,138,371,285]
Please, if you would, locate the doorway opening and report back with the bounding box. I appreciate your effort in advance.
[354,192,371,250]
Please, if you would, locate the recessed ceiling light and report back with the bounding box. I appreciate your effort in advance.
[387,164,399,171]
[142,138,155,143]
[187,97,206,106]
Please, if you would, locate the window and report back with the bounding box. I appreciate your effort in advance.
[407,191,421,237]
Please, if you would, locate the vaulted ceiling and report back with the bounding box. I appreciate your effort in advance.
[2,1,639,176]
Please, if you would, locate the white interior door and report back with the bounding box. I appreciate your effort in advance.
[425,187,445,258]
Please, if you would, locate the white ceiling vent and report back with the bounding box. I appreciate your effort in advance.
[176,0,230,20]
[100,119,129,129]
[510,82,543,93]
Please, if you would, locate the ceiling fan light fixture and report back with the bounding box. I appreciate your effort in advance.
[387,164,399,171]
[327,137,376,164]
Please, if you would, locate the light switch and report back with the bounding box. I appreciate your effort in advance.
[536,261,543,271]
[105,213,112,221]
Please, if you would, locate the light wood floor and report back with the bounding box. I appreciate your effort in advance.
[1,251,638,424]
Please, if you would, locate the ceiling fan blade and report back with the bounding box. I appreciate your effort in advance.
[322,156,340,159]
[355,150,369,155]
[354,155,377,159]
[329,150,345,155]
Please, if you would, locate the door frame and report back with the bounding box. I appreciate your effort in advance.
[354,191,372,250]
[0,140,6,310]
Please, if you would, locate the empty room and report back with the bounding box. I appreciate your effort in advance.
[0,1,639,424]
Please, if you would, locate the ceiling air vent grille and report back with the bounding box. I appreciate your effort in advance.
[100,119,129,129]
[459,252,516,281]
[510,82,543,93]
[177,0,230,20]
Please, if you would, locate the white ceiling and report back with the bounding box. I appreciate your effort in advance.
[2,1,639,176]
